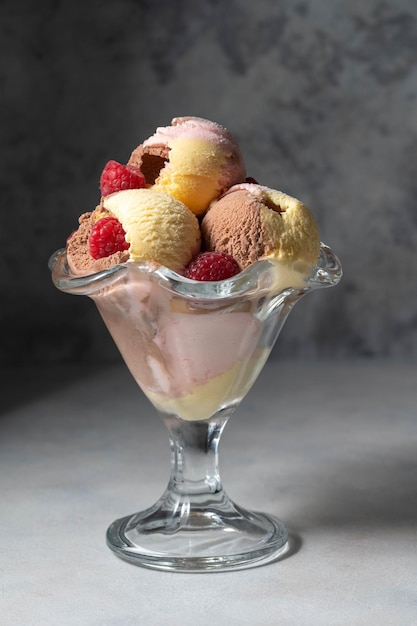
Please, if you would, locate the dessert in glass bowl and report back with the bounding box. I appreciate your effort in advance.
[50,116,342,571]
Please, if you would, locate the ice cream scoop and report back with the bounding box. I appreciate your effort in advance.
[128,117,246,216]
[67,188,201,275]
[104,189,201,271]
[201,183,321,270]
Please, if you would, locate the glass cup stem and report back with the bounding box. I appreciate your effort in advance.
[164,413,228,498]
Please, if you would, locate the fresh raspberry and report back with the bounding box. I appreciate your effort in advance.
[88,216,130,259]
[100,160,146,196]
[184,252,240,281]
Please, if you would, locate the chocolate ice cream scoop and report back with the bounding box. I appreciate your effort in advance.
[201,183,321,270]
[67,209,130,276]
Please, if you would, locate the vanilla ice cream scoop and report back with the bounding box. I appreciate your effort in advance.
[67,188,201,276]
[202,183,320,269]
[103,189,201,272]
[128,117,246,216]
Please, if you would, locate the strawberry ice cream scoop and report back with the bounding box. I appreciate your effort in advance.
[128,117,246,216]
[201,183,321,270]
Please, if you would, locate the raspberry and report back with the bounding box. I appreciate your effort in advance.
[88,216,130,259]
[184,252,240,282]
[100,160,146,197]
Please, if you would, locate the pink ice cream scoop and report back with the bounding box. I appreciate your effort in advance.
[128,117,246,216]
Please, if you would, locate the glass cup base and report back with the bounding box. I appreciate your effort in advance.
[106,504,289,572]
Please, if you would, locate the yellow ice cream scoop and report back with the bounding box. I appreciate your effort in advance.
[202,183,320,270]
[103,188,201,272]
[128,117,246,216]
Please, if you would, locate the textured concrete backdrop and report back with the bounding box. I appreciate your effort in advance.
[2,0,417,366]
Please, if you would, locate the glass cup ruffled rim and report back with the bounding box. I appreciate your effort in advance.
[49,242,342,301]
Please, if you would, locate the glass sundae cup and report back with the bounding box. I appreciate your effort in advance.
[49,242,342,572]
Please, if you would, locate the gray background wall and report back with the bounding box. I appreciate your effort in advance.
[2,0,417,367]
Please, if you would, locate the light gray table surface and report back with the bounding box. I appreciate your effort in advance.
[1,360,416,625]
